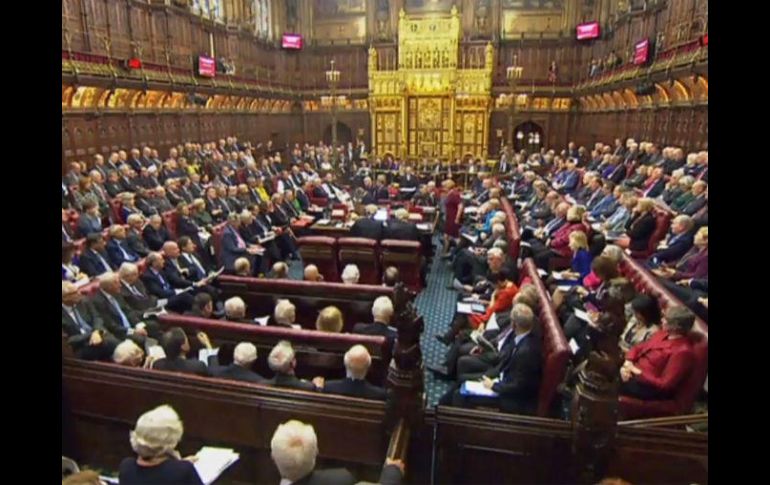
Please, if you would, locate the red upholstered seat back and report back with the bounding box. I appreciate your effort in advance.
[162,210,178,240]
[618,253,708,418]
[337,237,380,285]
[380,239,422,291]
[521,259,570,417]
[297,236,340,282]
[500,198,521,260]
[110,199,124,224]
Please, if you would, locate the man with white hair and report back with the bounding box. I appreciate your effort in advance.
[383,208,419,241]
[265,341,318,391]
[273,299,299,329]
[349,204,383,240]
[125,213,151,257]
[142,214,171,251]
[341,264,360,285]
[648,214,695,267]
[352,296,397,347]
[113,339,146,367]
[62,281,118,361]
[210,342,265,383]
[89,271,149,342]
[320,345,387,400]
[223,296,250,323]
[270,420,404,485]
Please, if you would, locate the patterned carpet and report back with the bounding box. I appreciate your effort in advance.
[415,235,454,407]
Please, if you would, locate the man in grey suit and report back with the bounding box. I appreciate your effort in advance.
[270,420,404,485]
[61,281,118,361]
[118,262,158,312]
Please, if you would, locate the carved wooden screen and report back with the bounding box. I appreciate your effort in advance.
[373,107,402,157]
[454,109,486,158]
[407,97,452,158]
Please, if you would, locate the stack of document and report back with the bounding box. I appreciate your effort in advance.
[573,308,594,324]
[460,380,499,397]
[416,223,431,231]
[457,302,486,315]
[194,447,240,485]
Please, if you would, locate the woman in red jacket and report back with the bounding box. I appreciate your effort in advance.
[534,205,588,270]
[620,305,696,400]
[441,179,463,257]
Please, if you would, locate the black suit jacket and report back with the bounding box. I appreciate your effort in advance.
[322,378,387,401]
[489,332,543,415]
[352,322,397,349]
[210,363,266,384]
[179,252,210,282]
[126,229,151,257]
[120,279,158,312]
[265,373,317,391]
[163,259,195,288]
[177,215,204,250]
[61,301,104,351]
[625,211,657,251]
[104,182,123,198]
[79,249,116,277]
[141,269,177,299]
[142,225,170,251]
[650,230,694,264]
[383,220,419,241]
[349,218,384,241]
[292,465,402,485]
[153,357,210,377]
[88,290,142,340]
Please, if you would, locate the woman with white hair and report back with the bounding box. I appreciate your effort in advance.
[119,405,203,484]
[341,264,360,285]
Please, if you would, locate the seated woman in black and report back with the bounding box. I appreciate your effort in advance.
[119,405,203,485]
[618,198,657,252]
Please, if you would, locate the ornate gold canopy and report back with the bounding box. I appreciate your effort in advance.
[368,7,493,160]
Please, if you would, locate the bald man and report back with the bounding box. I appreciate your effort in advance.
[304,264,324,282]
[320,345,387,401]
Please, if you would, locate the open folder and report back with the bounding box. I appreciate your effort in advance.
[194,447,240,485]
[460,380,499,398]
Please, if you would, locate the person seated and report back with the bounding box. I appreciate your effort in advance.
[191,198,214,231]
[271,261,289,279]
[140,252,195,313]
[439,302,542,415]
[77,199,103,238]
[647,214,695,268]
[341,264,360,285]
[554,255,620,327]
[533,205,588,270]
[120,193,143,222]
[220,213,262,275]
[350,204,384,240]
[353,296,397,347]
[79,233,117,278]
[106,225,141,268]
[142,214,171,252]
[523,201,569,243]
[118,405,205,485]
[616,198,657,251]
[62,281,119,361]
[652,226,708,284]
[161,241,218,298]
[620,306,697,401]
[89,272,153,343]
[210,342,266,384]
[316,306,344,333]
[184,292,214,319]
[319,345,387,401]
[223,296,250,323]
[304,264,324,282]
[152,326,211,377]
[126,214,151,257]
[62,242,87,283]
[383,208,420,241]
[670,179,706,214]
[272,299,300,329]
[553,160,580,194]
[588,181,620,220]
[270,420,404,485]
[575,172,602,206]
[233,257,253,277]
[383,266,401,287]
[619,294,662,352]
[113,339,154,368]
[265,340,319,391]
[548,230,593,287]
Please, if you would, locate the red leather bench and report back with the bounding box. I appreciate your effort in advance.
[520,258,571,417]
[337,237,381,285]
[500,198,522,261]
[217,275,396,332]
[380,239,423,291]
[157,313,392,386]
[297,236,340,282]
[617,252,708,418]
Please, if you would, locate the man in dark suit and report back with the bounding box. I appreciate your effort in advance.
[270,420,404,485]
[221,213,262,274]
[62,281,119,361]
[104,170,124,199]
[80,233,116,277]
[383,209,419,241]
[142,214,171,251]
[161,241,218,300]
[178,235,211,282]
[140,252,195,313]
[210,342,266,383]
[106,225,140,268]
[265,341,319,391]
[441,302,542,415]
[89,272,157,342]
[352,296,397,349]
[321,345,387,401]
[152,327,211,376]
[118,262,158,312]
[679,182,707,216]
[77,200,103,238]
[350,204,384,240]
[647,215,695,267]
[639,167,666,198]
[123,214,151,257]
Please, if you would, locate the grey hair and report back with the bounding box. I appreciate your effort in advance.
[234,342,258,367]
[129,405,184,459]
[268,340,295,373]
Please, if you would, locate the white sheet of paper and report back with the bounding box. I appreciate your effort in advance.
[73,278,90,289]
[551,271,564,280]
[463,206,479,214]
[486,313,499,331]
[568,338,580,355]
[416,223,431,231]
[461,380,499,397]
[457,302,473,315]
[198,347,219,365]
[156,298,168,308]
[148,345,166,360]
[520,241,532,248]
[537,269,548,277]
[557,285,573,292]
[194,447,240,485]
[574,308,593,324]
[254,315,270,326]
[461,233,479,244]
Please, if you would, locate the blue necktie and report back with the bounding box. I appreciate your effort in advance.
[155,270,170,291]
[94,251,111,272]
[117,242,136,262]
[106,293,131,329]
[72,307,93,334]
